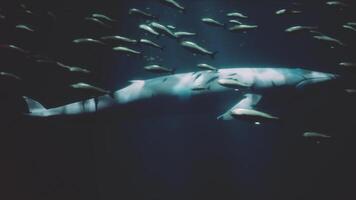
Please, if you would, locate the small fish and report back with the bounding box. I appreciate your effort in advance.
[174,31,197,38]
[139,39,164,50]
[285,26,318,33]
[346,22,356,26]
[129,8,158,20]
[85,17,111,28]
[100,35,138,44]
[303,132,331,139]
[0,14,5,20]
[326,1,348,7]
[201,18,225,28]
[112,46,142,56]
[0,72,22,80]
[228,20,242,25]
[144,65,175,74]
[71,83,111,95]
[73,38,106,45]
[217,78,252,89]
[227,12,248,18]
[158,0,185,12]
[91,13,116,22]
[58,63,91,74]
[313,35,345,46]
[197,64,218,71]
[230,108,279,121]
[342,25,356,32]
[0,44,29,54]
[150,22,177,39]
[167,25,176,29]
[180,41,217,58]
[275,9,302,15]
[15,24,35,32]
[229,24,258,32]
[345,89,356,93]
[139,24,160,37]
[339,62,356,67]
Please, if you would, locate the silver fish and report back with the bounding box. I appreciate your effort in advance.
[139,39,164,50]
[150,22,177,39]
[73,38,106,45]
[112,46,142,56]
[180,41,217,58]
[129,8,158,20]
[71,83,110,95]
[91,13,116,22]
[100,35,138,44]
[15,24,34,32]
[0,72,22,80]
[313,35,345,46]
[275,9,302,15]
[139,24,160,37]
[303,132,331,138]
[144,65,175,74]
[174,31,197,38]
[201,18,225,28]
[342,25,356,32]
[158,0,185,12]
[339,62,356,67]
[227,12,248,18]
[197,64,218,71]
[285,26,318,33]
[326,1,348,7]
[229,24,258,32]
[167,25,176,29]
[228,20,242,25]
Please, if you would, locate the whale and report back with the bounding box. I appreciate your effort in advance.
[23,67,338,122]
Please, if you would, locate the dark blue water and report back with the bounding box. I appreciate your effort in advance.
[1,0,356,200]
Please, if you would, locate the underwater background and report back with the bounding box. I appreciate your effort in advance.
[1,0,356,199]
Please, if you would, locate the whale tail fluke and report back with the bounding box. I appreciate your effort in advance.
[23,96,47,115]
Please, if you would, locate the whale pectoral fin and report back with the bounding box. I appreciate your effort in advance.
[217,93,262,120]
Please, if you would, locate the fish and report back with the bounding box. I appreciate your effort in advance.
[228,20,242,25]
[285,26,318,33]
[339,62,356,67]
[345,89,356,93]
[139,24,160,37]
[129,8,158,20]
[201,18,225,28]
[91,13,117,22]
[342,25,356,32]
[0,72,22,80]
[326,1,348,7]
[180,41,217,58]
[158,0,185,12]
[0,44,29,54]
[112,46,142,56]
[144,65,175,74]
[197,64,218,71]
[303,132,331,138]
[73,38,106,45]
[313,35,345,46]
[100,35,138,44]
[217,78,252,89]
[71,83,111,95]
[226,12,248,18]
[15,24,35,32]
[229,24,258,32]
[85,17,112,28]
[230,108,279,121]
[275,9,302,15]
[150,22,177,39]
[174,31,197,38]
[346,22,356,26]
[57,62,91,74]
[139,39,164,50]
[167,25,176,29]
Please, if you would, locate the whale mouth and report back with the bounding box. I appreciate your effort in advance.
[297,73,337,88]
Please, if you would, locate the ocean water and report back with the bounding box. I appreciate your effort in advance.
[1,0,356,200]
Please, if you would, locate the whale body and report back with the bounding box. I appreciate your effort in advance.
[23,67,337,120]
